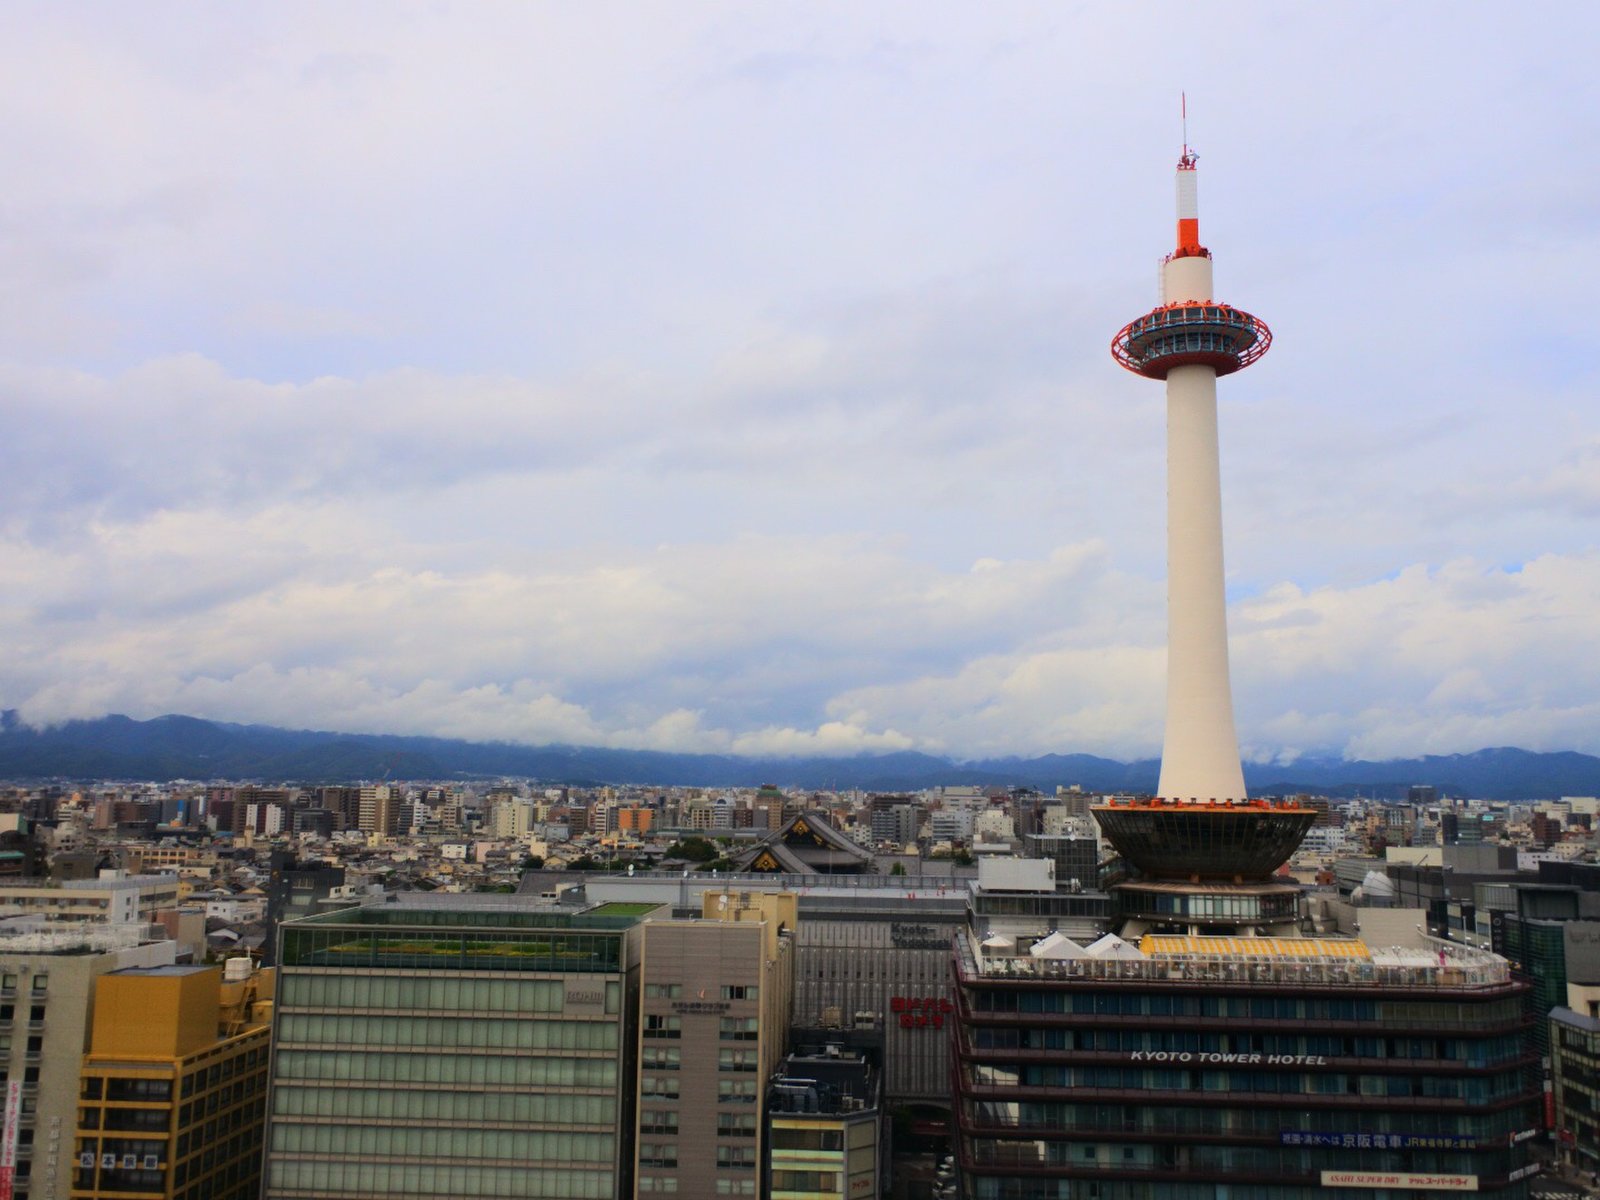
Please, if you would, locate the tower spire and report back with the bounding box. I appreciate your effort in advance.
[1174,97,1205,260]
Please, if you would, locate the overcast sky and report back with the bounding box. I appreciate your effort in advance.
[2,3,1597,763]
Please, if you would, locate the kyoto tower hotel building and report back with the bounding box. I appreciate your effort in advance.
[949,138,1541,1200]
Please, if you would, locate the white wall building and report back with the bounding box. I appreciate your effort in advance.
[973,809,1016,844]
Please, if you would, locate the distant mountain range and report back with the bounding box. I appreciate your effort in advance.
[0,711,1597,800]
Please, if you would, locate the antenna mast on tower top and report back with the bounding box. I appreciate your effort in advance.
[1179,92,1196,170]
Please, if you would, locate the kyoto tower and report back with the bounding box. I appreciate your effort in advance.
[1111,125,1271,804]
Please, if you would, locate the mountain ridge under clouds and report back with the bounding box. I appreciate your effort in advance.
[1,712,1597,801]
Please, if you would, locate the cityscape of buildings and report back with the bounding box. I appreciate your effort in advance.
[0,65,1593,1200]
[0,771,1595,1198]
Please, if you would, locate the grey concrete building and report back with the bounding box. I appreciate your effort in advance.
[868,799,920,848]
[1022,833,1099,891]
[549,871,967,1103]
[1553,980,1600,1176]
[524,868,1080,1109]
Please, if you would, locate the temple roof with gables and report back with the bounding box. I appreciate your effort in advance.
[734,812,875,875]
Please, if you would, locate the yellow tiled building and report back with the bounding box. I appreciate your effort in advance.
[72,962,274,1200]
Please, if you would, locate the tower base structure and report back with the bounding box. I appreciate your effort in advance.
[1110,878,1303,939]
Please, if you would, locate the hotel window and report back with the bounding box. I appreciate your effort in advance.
[640,1110,678,1134]
[772,1128,843,1151]
[720,985,757,1001]
[645,984,682,1000]
[641,1076,679,1100]
[717,1146,757,1170]
[773,1172,838,1193]
[639,1144,677,1168]
[719,1017,759,1041]
[643,1048,680,1071]
[645,1016,681,1039]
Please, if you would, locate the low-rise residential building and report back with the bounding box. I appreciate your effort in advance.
[768,1047,881,1200]
[0,876,182,926]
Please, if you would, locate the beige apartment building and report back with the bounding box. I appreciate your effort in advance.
[634,890,796,1198]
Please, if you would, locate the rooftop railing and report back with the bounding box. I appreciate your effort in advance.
[960,932,1511,990]
[0,923,159,955]
[0,874,179,891]
[526,868,967,890]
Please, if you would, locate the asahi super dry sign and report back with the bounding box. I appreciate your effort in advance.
[0,1079,22,1200]
[1320,1173,1477,1191]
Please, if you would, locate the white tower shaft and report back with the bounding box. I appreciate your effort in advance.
[1156,251,1247,802]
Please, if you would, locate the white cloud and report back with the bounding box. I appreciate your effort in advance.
[1230,556,1600,759]
[0,7,1597,763]
[6,485,1600,759]
[0,512,1118,752]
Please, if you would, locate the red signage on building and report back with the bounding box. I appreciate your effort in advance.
[891,995,953,1029]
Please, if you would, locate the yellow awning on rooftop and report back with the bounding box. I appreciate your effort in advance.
[1140,935,1370,961]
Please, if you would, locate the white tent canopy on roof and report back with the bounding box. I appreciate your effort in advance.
[981,933,1016,952]
[1360,870,1396,898]
[1029,931,1089,959]
[1085,932,1144,960]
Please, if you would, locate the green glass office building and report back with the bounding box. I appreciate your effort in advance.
[263,898,655,1200]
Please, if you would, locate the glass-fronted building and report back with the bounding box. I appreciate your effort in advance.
[263,898,656,1200]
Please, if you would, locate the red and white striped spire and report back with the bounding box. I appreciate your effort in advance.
[1174,94,1207,260]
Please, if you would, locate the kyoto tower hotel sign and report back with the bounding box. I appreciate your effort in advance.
[1111,128,1271,803]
